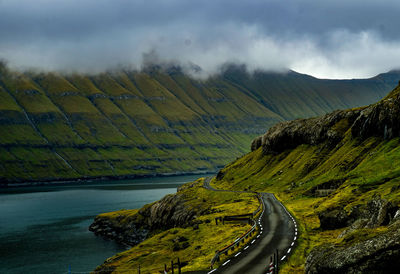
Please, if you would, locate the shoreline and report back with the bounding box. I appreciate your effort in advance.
[0,170,218,188]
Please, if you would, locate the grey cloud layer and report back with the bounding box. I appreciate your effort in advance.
[1,0,400,78]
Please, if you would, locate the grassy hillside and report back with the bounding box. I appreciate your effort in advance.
[92,178,259,273]
[0,62,398,183]
[86,81,400,273]
[212,84,400,272]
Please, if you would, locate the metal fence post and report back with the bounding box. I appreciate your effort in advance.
[276,249,279,274]
[273,251,276,270]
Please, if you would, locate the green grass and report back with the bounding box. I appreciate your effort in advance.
[210,134,400,273]
[0,65,397,182]
[33,73,78,95]
[94,178,259,273]
[65,74,104,95]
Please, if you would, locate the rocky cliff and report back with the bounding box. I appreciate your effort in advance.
[252,83,400,154]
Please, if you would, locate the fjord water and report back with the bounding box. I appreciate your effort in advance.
[0,174,210,274]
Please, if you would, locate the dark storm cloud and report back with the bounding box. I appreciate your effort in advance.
[1,0,400,78]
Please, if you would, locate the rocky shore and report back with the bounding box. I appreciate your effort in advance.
[89,181,207,246]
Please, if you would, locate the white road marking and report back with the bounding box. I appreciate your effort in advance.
[287,248,292,253]
[234,252,241,257]
[281,255,286,261]
[244,246,249,250]
[257,235,260,238]
[222,260,231,266]
[291,242,294,246]
[294,236,297,241]
[207,269,217,274]
[251,239,256,244]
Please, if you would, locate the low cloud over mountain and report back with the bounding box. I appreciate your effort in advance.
[1,0,400,78]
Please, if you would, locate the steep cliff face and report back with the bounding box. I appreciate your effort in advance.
[251,109,361,154]
[351,85,400,140]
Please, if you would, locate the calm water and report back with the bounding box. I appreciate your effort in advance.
[0,174,210,274]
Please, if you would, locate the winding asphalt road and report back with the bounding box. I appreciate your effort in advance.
[203,180,298,274]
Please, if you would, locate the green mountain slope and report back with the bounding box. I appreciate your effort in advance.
[0,62,399,184]
[212,83,400,272]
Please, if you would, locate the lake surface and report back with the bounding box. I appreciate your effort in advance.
[0,174,211,274]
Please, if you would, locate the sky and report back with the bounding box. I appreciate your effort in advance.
[1,0,400,79]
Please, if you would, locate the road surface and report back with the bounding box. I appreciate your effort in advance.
[203,180,298,274]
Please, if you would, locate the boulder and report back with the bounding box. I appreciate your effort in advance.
[364,194,397,227]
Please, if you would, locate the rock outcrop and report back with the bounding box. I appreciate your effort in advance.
[308,195,400,273]
[352,87,400,140]
[90,187,206,246]
[89,215,148,246]
[251,109,362,154]
[306,221,400,273]
[137,193,201,230]
[318,195,398,231]
[252,84,400,154]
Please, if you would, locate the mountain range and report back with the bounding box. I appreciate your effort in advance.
[0,62,399,183]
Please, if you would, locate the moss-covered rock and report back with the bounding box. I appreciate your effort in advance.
[306,221,400,273]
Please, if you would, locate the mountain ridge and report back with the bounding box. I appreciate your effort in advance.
[1,62,399,184]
